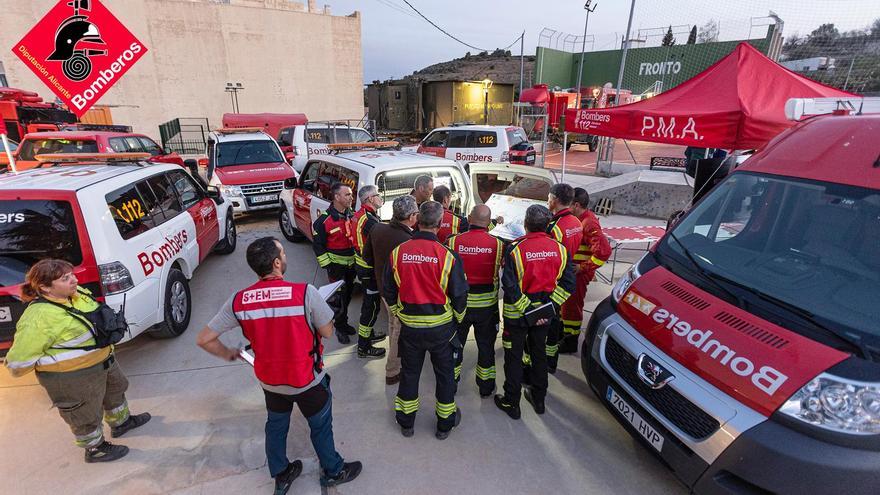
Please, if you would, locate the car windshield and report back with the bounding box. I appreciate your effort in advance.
[658,171,880,344]
[17,139,98,160]
[506,128,528,147]
[216,140,284,167]
[375,167,466,220]
[0,200,83,287]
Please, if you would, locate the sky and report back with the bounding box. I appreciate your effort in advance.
[325,0,880,83]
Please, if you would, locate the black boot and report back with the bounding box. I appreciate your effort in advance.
[524,387,545,415]
[357,345,386,359]
[337,323,357,336]
[369,332,387,344]
[84,441,129,463]
[494,394,521,420]
[111,412,152,438]
[337,332,351,344]
[435,408,462,440]
[321,461,363,487]
[274,460,303,495]
[558,335,579,355]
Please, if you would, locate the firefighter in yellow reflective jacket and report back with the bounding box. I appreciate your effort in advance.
[4,259,151,463]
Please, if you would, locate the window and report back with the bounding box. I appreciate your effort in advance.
[301,161,321,183]
[376,167,466,219]
[447,130,470,148]
[106,184,157,240]
[0,200,82,282]
[314,162,359,199]
[17,138,98,160]
[349,129,374,144]
[473,131,497,148]
[124,137,144,152]
[108,137,129,153]
[168,170,204,209]
[277,127,294,147]
[216,140,284,167]
[475,172,552,203]
[143,173,184,223]
[138,137,163,156]
[661,172,880,342]
[423,131,449,148]
[305,128,331,144]
[506,128,528,148]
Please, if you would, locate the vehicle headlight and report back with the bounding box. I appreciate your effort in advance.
[220,185,242,196]
[611,256,643,304]
[779,373,880,435]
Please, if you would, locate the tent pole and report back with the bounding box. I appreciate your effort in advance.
[562,132,568,182]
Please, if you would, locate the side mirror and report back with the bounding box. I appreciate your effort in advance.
[163,146,174,155]
[183,158,199,176]
[206,185,225,204]
[302,179,315,191]
[283,177,298,189]
[666,209,686,231]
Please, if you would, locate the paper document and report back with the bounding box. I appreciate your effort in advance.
[318,280,344,301]
[239,349,255,366]
[483,194,546,241]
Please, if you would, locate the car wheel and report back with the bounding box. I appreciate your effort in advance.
[581,321,601,400]
[149,269,191,339]
[214,210,237,254]
[279,207,306,242]
[565,140,573,151]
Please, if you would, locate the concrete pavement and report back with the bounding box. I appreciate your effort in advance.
[0,211,683,495]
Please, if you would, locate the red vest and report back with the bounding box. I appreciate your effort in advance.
[233,278,323,388]
[350,205,378,256]
[391,236,457,327]
[548,208,583,258]
[437,209,464,245]
[510,232,567,294]
[447,227,502,286]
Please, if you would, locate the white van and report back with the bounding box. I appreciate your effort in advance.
[0,154,236,354]
[417,125,536,167]
[279,123,377,173]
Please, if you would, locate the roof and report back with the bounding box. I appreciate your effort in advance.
[210,130,274,143]
[222,113,308,127]
[0,163,175,191]
[21,131,137,140]
[433,125,513,131]
[330,150,458,170]
[565,42,855,149]
[738,114,880,190]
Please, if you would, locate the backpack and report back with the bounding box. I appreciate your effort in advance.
[36,289,129,350]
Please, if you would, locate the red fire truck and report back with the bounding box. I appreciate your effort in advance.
[0,87,77,142]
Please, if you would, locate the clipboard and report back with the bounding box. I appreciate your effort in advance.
[524,302,555,327]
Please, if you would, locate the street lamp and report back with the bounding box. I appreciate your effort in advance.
[575,1,598,108]
[481,78,493,125]
[225,82,244,113]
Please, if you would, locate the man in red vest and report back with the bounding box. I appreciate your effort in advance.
[197,237,362,494]
[313,182,357,344]
[447,204,503,396]
[350,185,386,358]
[559,188,612,354]
[545,183,583,372]
[432,185,469,244]
[383,201,469,440]
[495,205,575,419]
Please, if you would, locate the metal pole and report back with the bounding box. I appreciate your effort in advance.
[484,88,489,125]
[519,31,525,98]
[607,0,636,166]
[843,58,855,91]
[575,1,596,103]
[1,134,16,173]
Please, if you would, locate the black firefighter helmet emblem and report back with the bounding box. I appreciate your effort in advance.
[46,0,107,82]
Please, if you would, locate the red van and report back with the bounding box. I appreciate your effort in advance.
[583,105,880,493]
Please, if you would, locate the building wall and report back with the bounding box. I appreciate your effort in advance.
[0,0,363,137]
[536,25,776,94]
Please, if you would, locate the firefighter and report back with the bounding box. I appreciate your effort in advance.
[544,183,583,372]
[350,185,386,358]
[559,188,612,354]
[383,201,469,440]
[446,204,503,396]
[433,185,469,244]
[495,205,575,419]
[197,237,362,493]
[313,182,357,344]
[410,175,434,207]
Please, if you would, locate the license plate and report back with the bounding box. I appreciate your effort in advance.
[606,386,665,451]
[250,194,278,204]
[526,155,535,163]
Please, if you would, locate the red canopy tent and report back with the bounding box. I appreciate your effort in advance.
[564,43,855,150]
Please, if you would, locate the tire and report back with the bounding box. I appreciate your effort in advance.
[588,141,597,152]
[565,140,573,151]
[149,269,192,339]
[214,210,237,254]
[279,207,306,243]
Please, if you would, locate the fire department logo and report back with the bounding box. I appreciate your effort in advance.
[11,0,148,117]
[637,354,674,390]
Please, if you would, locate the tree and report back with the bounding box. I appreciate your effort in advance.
[687,25,697,44]
[809,23,840,42]
[871,18,880,37]
[697,19,720,43]
[662,26,676,46]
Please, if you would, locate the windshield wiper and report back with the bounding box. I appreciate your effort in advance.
[702,272,872,361]
[666,232,744,306]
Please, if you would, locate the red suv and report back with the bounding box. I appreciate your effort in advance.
[8,131,184,171]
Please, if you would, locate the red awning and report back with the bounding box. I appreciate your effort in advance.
[519,84,550,105]
[564,43,855,149]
